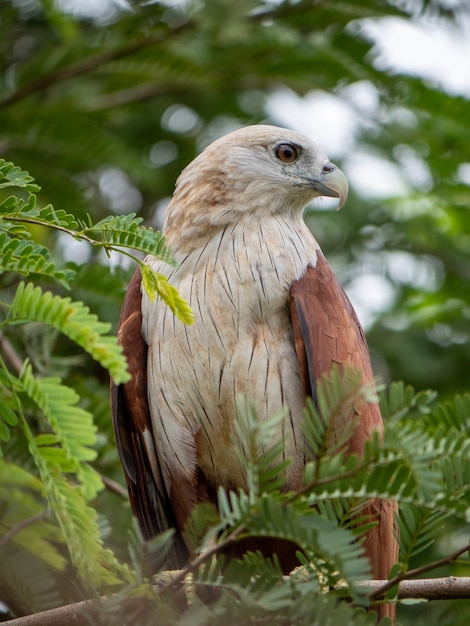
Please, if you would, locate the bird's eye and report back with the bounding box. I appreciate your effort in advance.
[275,143,298,163]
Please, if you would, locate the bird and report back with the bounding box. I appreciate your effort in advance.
[111,125,398,620]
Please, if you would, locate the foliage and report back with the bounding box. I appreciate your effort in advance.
[0,161,189,611]
[70,367,470,625]
[1,0,470,624]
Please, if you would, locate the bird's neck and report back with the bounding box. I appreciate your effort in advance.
[164,199,309,258]
[163,211,320,289]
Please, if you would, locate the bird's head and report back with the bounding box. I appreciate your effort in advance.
[164,125,348,239]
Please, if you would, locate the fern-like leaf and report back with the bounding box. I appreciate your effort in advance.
[87,213,174,263]
[303,365,367,466]
[0,159,40,192]
[8,282,130,384]
[428,393,470,432]
[20,363,101,499]
[0,460,67,572]
[379,380,436,422]
[128,522,176,581]
[141,264,194,325]
[21,203,79,230]
[1,195,79,231]
[217,486,370,590]
[0,369,21,456]
[0,396,18,443]
[0,230,73,287]
[12,399,136,589]
[234,398,290,498]
[398,504,447,566]
[45,474,134,588]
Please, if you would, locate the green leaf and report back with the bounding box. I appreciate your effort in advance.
[10,389,136,589]
[141,264,195,325]
[20,363,101,498]
[22,203,79,230]
[128,522,176,581]
[87,213,174,262]
[45,474,134,588]
[233,397,290,498]
[398,504,447,566]
[0,395,18,427]
[302,364,369,469]
[0,229,74,287]
[8,282,130,384]
[0,460,67,572]
[0,159,40,192]
[379,381,437,422]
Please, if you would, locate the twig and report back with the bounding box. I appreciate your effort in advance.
[0,511,49,549]
[367,542,470,601]
[86,83,189,111]
[154,523,247,593]
[0,332,23,376]
[286,460,370,503]
[99,473,128,499]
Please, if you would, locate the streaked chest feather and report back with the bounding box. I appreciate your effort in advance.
[142,215,318,491]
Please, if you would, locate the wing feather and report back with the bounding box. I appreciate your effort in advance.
[290,253,398,620]
[110,267,189,567]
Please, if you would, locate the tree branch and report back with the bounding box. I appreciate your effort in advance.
[367,542,470,601]
[4,596,117,626]
[359,576,470,601]
[5,576,470,626]
[0,22,192,110]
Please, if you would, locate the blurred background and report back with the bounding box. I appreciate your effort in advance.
[1,0,470,623]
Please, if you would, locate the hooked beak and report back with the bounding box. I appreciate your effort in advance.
[302,162,348,210]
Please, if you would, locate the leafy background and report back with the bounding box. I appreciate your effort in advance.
[1,0,470,624]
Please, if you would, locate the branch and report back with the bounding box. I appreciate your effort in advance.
[86,83,189,111]
[0,332,23,376]
[288,459,370,502]
[5,576,470,626]
[368,542,470,601]
[0,22,192,110]
[99,473,128,499]
[359,576,470,601]
[4,596,119,626]
[0,511,49,549]
[153,522,247,593]
[4,214,145,263]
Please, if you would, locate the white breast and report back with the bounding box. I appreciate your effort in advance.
[142,214,319,494]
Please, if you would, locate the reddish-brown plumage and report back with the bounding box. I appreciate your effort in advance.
[290,254,399,621]
[290,252,382,455]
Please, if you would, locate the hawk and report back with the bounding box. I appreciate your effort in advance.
[111,125,398,620]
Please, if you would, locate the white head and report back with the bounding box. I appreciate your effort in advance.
[164,125,348,239]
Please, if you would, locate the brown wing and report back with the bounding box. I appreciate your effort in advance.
[290,252,399,621]
[110,266,189,567]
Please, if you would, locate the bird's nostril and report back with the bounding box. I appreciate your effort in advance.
[322,162,336,174]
